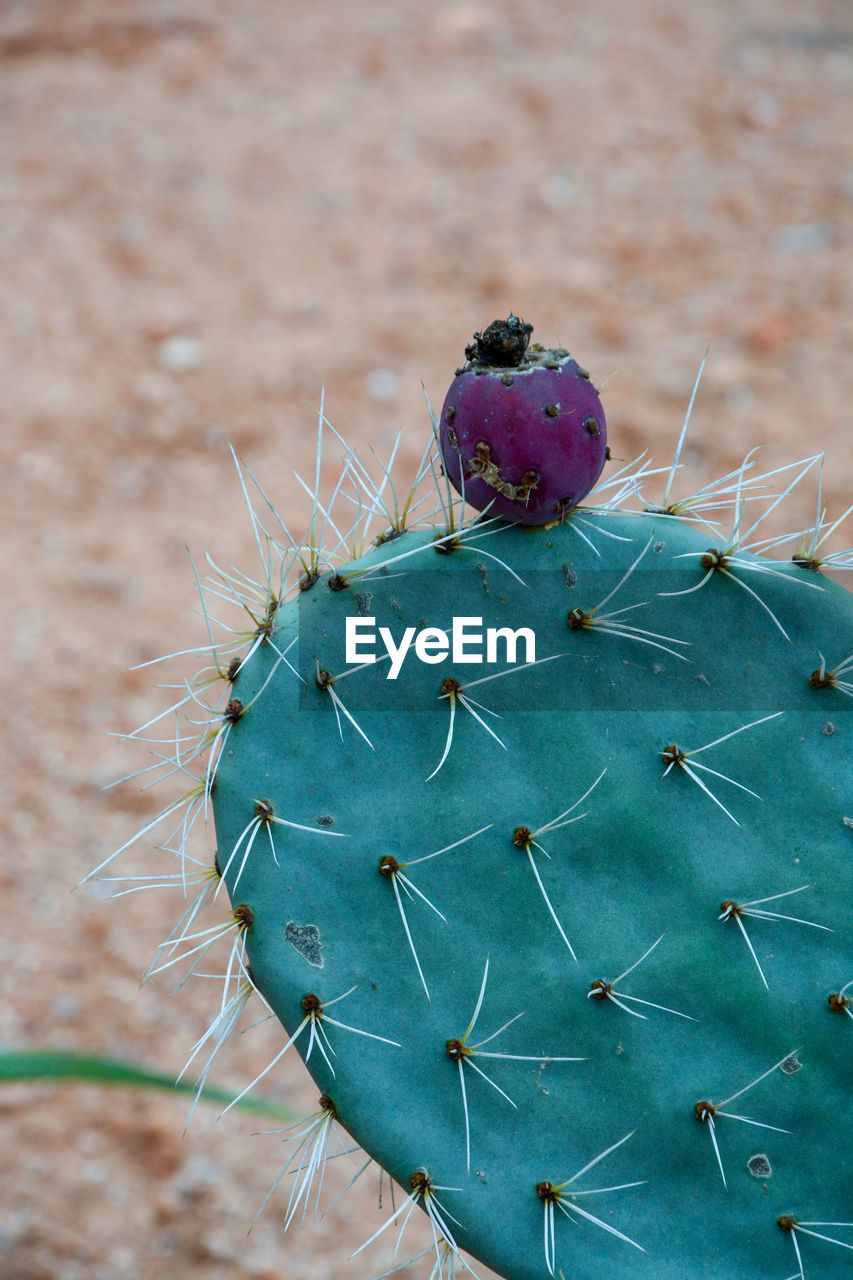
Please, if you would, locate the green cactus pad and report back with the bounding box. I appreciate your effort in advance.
[210,501,852,1280]
[100,388,853,1279]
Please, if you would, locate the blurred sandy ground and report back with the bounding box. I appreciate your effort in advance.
[0,1,851,1276]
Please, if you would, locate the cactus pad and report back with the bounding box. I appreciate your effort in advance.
[101,350,853,1280]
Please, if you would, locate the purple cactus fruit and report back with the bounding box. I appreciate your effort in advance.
[438,315,608,525]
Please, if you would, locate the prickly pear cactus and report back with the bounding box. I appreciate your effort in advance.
[98,333,853,1280]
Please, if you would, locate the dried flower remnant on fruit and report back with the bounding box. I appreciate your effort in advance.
[464,314,533,368]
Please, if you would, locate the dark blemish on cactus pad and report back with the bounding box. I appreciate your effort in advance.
[562,564,578,588]
[822,721,836,736]
[285,923,325,968]
[316,815,335,827]
[747,1154,772,1178]
[354,591,373,616]
[780,1053,802,1075]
